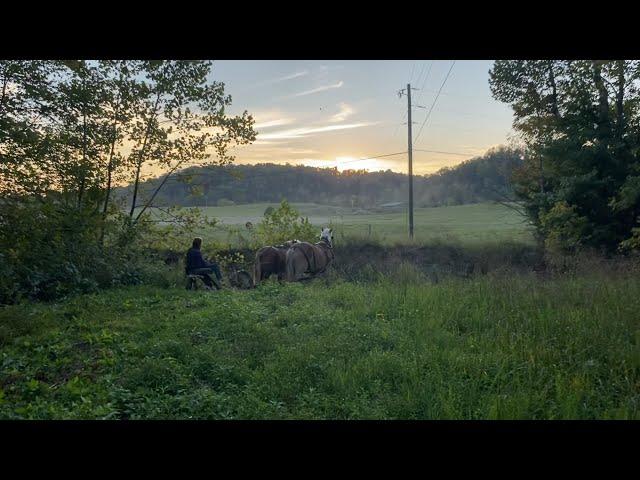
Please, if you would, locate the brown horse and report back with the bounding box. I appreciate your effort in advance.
[253,240,298,285]
[285,228,334,282]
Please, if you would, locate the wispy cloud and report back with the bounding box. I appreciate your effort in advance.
[251,140,289,146]
[254,118,295,130]
[258,121,376,140]
[251,71,309,89]
[289,81,344,98]
[329,102,355,122]
[276,71,309,82]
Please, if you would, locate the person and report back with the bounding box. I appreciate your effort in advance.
[185,237,223,289]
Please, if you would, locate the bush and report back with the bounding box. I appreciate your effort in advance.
[253,200,317,246]
[0,198,181,304]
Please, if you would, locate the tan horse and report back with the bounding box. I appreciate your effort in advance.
[253,240,298,285]
[285,228,334,282]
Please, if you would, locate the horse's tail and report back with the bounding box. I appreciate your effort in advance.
[285,247,296,282]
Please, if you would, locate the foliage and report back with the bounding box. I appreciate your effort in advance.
[538,201,589,252]
[490,60,640,252]
[1,269,638,419]
[118,147,525,209]
[141,206,219,253]
[0,60,255,303]
[253,200,317,246]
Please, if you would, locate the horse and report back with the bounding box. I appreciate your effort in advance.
[285,228,334,282]
[253,240,299,285]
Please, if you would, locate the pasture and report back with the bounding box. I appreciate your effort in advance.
[3,202,637,420]
[142,202,535,246]
[1,268,638,419]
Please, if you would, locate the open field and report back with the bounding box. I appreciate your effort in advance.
[142,202,535,246]
[1,270,638,420]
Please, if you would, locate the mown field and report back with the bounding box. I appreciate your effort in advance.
[142,202,535,246]
[1,269,638,419]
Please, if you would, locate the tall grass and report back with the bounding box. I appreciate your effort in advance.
[1,267,638,419]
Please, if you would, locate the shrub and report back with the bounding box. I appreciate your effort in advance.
[253,200,317,246]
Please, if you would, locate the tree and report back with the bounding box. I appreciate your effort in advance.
[0,60,256,303]
[127,61,255,224]
[0,60,65,197]
[490,60,640,252]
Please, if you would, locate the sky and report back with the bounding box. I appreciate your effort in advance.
[210,60,516,176]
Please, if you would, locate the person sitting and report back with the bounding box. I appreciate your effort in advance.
[185,237,223,290]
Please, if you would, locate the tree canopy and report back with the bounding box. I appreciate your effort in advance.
[490,60,640,252]
[0,60,256,303]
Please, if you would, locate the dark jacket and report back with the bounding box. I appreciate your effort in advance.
[185,247,208,274]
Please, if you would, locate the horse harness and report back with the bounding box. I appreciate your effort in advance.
[296,239,334,275]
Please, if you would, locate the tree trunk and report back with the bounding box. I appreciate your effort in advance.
[129,93,161,218]
[615,60,625,134]
[78,72,88,209]
[539,155,544,194]
[134,162,183,224]
[0,69,8,115]
[592,61,611,138]
[547,61,560,119]
[100,114,119,244]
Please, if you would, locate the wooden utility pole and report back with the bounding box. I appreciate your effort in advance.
[399,83,421,239]
[407,83,414,239]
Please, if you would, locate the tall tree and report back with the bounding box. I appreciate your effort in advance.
[0,60,64,198]
[127,60,255,222]
[490,60,640,252]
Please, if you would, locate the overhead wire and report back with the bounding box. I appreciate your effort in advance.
[413,60,456,145]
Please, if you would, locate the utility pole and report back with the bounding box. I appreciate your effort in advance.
[399,84,421,239]
[407,83,414,239]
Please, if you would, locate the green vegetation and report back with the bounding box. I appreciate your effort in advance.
[1,270,638,419]
[118,146,523,209]
[141,201,535,247]
[3,59,639,421]
[0,60,255,304]
[490,60,640,252]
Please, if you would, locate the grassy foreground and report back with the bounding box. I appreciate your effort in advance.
[1,272,638,419]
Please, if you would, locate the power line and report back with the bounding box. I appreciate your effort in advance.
[408,61,417,84]
[413,60,456,145]
[143,148,465,192]
[414,148,473,157]
[158,150,408,185]
[413,62,428,91]
[413,61,434,106]
[339,150,407,164]
[393,60,420,140]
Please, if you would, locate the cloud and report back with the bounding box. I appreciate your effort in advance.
[252,71,309,88]
[254,118,295,130]
[251,140,289,146]
[276,71,309,82]
[329,102,355,122]
[258,121,377,140]
[290,81,344,98]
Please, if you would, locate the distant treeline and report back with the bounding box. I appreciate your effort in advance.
[119,146,524,208]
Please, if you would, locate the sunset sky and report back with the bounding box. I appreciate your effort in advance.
[212,60,516,176]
